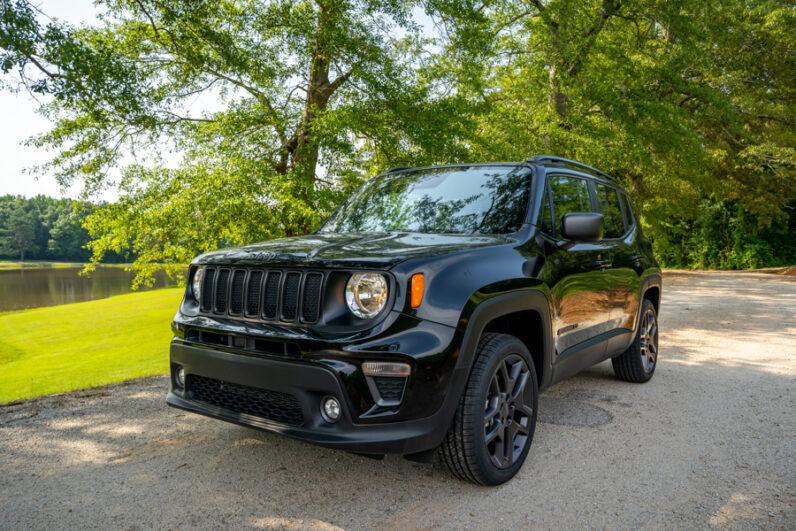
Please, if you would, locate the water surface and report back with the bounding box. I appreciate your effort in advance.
[0,266,179,312]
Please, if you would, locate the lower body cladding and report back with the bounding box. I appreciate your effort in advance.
[166,326,462,456]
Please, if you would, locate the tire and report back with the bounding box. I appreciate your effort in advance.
[612,298,659,383]
[441,333,538,485]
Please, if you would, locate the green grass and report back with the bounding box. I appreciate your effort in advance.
[0,288,183,403]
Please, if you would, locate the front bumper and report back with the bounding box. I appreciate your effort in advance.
[167,340,461,455]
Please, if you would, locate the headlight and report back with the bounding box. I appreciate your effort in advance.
[345,272,388,319]
[191,267,204,303]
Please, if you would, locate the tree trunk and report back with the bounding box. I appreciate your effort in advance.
[548,64,568,119]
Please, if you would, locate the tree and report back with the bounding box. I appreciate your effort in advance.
[47,201,92,261]
[0,198,39,261]
[428,0,795,265]
[1,0,472,284]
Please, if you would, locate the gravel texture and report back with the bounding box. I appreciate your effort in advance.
[1,270,794,530]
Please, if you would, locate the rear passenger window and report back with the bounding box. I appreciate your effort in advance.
[595,184,625,238]
[549,176,591,236]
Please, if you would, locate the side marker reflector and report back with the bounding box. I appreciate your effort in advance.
[411,273,424,308]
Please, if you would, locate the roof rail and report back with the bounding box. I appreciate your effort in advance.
[386,166,414,173]
[527,155,615,181]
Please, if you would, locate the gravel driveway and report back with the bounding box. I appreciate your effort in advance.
[2,271,794,530]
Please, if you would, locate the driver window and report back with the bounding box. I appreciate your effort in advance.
[549,176,591,236]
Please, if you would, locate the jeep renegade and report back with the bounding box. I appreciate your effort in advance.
[167,155,662,485]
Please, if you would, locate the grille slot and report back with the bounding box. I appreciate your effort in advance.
[200,268,216,312]
[263,272,281,319]
[214,269,230,313]
[302,273,323,322]
[245,270,263,316]
[229,270,246,315]
[187,375,303,426]
[198,267,325,323]
[281,272,301,321]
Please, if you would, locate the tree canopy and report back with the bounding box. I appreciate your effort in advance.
[1,0,793,280]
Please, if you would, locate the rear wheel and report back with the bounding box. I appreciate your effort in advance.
[441,333,538,485]
[612,298,659,383]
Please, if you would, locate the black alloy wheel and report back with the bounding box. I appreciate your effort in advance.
[612,298,659,383]
[483,354,534,469]
[441,333,538,485]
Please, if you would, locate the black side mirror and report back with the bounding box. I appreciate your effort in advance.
[561,213,604,242]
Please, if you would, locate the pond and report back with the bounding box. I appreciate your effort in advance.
[0,266,180,312]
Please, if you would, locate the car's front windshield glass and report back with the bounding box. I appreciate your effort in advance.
[319,165,532,234]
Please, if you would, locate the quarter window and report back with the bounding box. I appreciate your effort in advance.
[548,176,591,236]
[594,184,625,238]
[620,193,635,228]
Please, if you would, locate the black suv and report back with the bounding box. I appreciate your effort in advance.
[167,156,662,485]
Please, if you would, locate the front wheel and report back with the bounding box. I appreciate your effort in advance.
[441,333,538,485]
[612,298,659,383]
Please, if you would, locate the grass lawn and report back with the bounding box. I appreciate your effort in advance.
[0,288,183,403]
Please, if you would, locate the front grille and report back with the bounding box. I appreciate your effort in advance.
[200,267,323,323]
[187,374,304,426]
[374,376,406,403]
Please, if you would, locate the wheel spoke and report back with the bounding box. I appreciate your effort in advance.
[499,360,511,390]
[516,403,534,419]
[484,396,499,423]
[513,417,530,435]
[511,370,529,401]
[485,423,500,444]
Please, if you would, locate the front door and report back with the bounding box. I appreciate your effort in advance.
[538,174,615,376]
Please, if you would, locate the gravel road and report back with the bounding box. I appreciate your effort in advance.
[2,271,794,530]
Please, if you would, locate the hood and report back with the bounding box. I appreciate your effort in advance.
[195,232,517,269]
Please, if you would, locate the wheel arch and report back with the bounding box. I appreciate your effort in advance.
[633,273,663,335]
[482,310,546,389]
[453,289,554,395]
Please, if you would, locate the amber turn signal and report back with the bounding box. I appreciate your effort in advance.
[411,273,424,308]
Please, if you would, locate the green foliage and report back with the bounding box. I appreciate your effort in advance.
[652,198,796,270]
[0,197,39,260]
[0,195,127,262]
[0,0,793,276]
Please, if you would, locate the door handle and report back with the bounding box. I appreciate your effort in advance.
[630,254,644,264]
[591,259,612,270]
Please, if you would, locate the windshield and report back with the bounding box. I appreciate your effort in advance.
[320,165,532,234]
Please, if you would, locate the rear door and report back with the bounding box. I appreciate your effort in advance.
[538,173,614,369]
[591,182,641,340]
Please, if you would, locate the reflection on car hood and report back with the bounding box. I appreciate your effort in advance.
[194,232,517,269]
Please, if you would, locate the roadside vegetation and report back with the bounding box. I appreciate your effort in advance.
[0,288,182,403]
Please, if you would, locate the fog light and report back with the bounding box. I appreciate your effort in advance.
[321,396,341,422]
[175,367,185,389]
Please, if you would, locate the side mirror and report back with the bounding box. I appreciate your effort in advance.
[561,213,604,242]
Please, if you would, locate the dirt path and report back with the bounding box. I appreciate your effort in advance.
[2,271,794,530]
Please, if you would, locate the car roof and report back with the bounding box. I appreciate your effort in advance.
[385,157,621,187]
